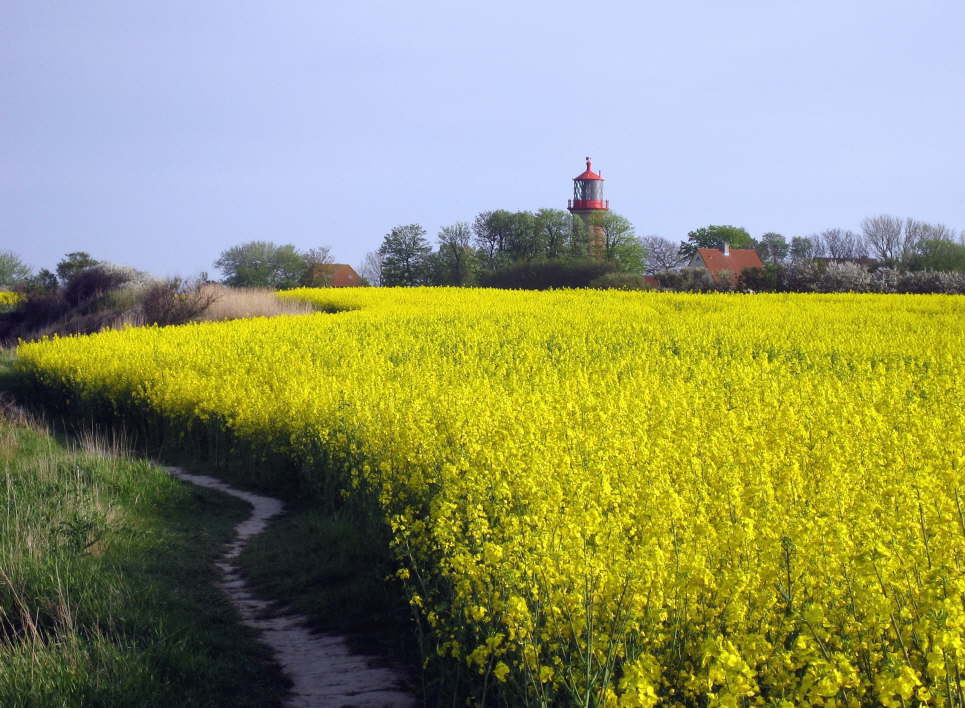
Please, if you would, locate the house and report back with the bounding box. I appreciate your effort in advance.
[688,243,764,286]
[303,263,366,287]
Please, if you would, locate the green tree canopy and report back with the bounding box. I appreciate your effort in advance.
[906,238,965,272]
[379,224,432,286]
[679,225,754,259]
[789,235,818,263]
[755,232,789,264]
[55,252,99,284]
[534,209,575,260]
[0,250,31,288]
[214,241,307,289]
[437,222,478,286]
[589,212,647,273]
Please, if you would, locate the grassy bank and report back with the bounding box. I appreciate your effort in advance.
[0,377,287,705]
[3,349,424,704]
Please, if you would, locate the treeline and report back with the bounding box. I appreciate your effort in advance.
[653,216,965,273]
[361,212,965,291]
[361,209,647,289]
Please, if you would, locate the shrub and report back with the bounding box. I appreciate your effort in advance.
[654,267,721,292]
[479,259,618,290]
[737,264,784,292]
[896,270,965,294]
[141,279,222,326]
[62,266,132,308]
[815,262,872,293]
[588,272,654,290]
[870,267,899,294]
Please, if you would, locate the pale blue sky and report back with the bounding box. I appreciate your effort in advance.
[3,0,964,277]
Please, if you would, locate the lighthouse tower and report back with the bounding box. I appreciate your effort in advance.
[567,157,609,257]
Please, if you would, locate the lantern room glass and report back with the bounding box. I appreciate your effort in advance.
[573,179,603,202]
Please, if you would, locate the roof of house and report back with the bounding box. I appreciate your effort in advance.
[306,263,365,287]
[695,247,764,284]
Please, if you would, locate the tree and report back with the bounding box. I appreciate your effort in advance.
[303,246,333,268]
[214,241,307,289]
[503,211,540,262]
[437,222,478,286]
[358,250,384,287]
[789,235,819,263]
[906,239,965,272]
[379,224,432,286]
[22,268,58,294]
[901,219,957,264]
[299,246,336,286]
[0,250,31,287]
[56,252,99,284]
[472,210,515,269]
[679,225,754,259]
[534,209,574,260]
[861,215,905,264]
[589,212,646,273]
[755,232,789,265]
[817,228,867,260]
[642,236,688,275]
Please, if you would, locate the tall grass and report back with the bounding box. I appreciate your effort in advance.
[196,284,315,321]
[0,402,287,706]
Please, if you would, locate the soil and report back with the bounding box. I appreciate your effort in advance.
[168,467,416,708]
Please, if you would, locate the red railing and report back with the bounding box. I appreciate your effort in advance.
[567,199,609,210]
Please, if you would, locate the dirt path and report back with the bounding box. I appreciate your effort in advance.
[168,467,416,708]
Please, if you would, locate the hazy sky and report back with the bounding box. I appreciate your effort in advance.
[3,0,964,277]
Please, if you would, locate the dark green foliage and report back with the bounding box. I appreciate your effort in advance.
[1,266,140,343]
[755,233,789,264]
[379,224,432,286]
[905,239,965,272]
[738,264,784,291]
[215,241,308,289]
[655,268,722,292]
[55,252,99,284]
[789,236,818,263]
[20,268,58,295]
[436,222,478,286]
[679,225,754,259]
[588,272,655,290]
[588,212,647,272]
[62,265,131,308]
[478,258,618,290]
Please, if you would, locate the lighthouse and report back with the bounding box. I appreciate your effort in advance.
[567,157,609,257]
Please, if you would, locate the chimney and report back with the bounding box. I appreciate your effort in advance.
[722,241,730,256]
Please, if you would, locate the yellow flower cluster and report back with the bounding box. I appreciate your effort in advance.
[0,291,22,306]
[17,289,965,706]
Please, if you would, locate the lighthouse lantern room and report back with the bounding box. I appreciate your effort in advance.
[567,157,609,257]
[567,157,609,212]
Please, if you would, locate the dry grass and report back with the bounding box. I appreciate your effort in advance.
[196,284,314,322]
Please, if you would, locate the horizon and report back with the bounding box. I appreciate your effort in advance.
[4,0,964,278]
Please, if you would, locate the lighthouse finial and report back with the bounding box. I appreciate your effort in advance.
[586,156,592,169]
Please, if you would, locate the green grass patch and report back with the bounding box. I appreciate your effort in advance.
[0,406,288,706]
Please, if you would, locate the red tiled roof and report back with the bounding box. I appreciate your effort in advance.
[696,248,764,285]
[306,263,365,287]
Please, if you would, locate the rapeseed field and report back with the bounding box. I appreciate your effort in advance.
[17,289,965,706]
